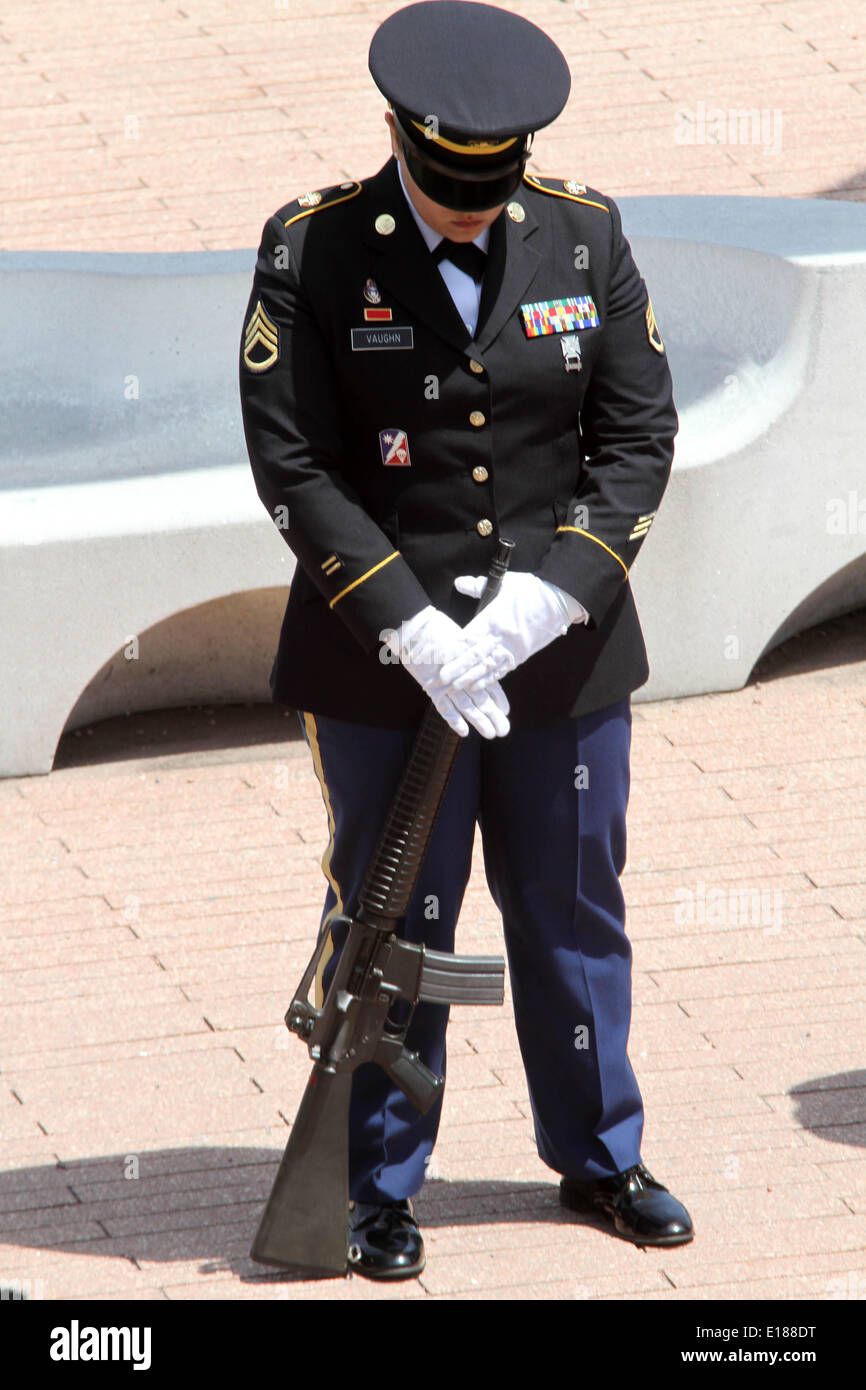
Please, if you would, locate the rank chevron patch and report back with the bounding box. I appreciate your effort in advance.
[243,299,279,372]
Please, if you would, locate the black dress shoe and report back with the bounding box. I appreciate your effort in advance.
[347,1199,425,1280]
[560,1163,693,1246]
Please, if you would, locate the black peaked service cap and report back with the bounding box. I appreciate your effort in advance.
[369,1,571,211]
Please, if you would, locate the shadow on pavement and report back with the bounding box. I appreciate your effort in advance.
[1,1147,591,1282]
[749,606,866,685]
[4,1069,863,1280]
[54,702,304,773]
[789,1070,866,1145]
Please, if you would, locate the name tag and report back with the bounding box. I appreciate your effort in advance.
[351,327,414,351]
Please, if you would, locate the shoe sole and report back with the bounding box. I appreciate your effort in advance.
[349,1256,426,1281]
[614,1228,693,1247]
[560,1191,693,1247]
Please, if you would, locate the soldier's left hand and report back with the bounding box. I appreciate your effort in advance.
[441,572,588,689]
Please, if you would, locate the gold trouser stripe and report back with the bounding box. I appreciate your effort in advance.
[556,526,628,579]
[284,182,362,227]
[329,550,399,608]
[522,173,610,214]
[302,712,344,1009]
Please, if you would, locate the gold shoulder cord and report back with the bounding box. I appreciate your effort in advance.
[522,173,609,214]
[284,181,363,228]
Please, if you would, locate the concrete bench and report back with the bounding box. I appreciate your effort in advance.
[0,249,291,779]
[626,197,866,703]
[2,197,864,777]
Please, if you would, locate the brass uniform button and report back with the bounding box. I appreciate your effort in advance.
[506,202,525,223]
[476,518,494,537]
[469,410,486,427]
[469,358,484,374]
[472,466,489,483]
[374,213,396,236]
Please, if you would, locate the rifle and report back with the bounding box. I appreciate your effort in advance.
[250,537,515,1276]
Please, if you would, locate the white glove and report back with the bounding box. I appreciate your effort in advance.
[383,605,510,738]
[439,572,589,691]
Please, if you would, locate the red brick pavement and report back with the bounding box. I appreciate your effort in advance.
[1,612,864,1301]
[0,1,864,253]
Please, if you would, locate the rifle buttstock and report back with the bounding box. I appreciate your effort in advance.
[250,1064,351,1275]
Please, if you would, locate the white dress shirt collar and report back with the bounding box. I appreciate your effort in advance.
[395,160,488,336]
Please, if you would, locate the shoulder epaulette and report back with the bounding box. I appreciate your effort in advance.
[522,173,609,214]
[282,180,363,228]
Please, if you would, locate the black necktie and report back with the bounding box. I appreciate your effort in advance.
[432,237,487,281]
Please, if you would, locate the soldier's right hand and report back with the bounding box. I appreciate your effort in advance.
[386,606,510,738]
[438,679,510,740]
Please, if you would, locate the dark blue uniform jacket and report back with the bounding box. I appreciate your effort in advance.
[240,156,677,727]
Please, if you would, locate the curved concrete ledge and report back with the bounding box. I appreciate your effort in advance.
[620,197,866,703]
[0,465,293,778]
[2,197,865,775]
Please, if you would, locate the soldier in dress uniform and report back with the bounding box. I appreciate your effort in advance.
[240,0,693,1279]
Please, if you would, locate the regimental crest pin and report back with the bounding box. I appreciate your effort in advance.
[379,428,411,467]
[243,299,279,373]
[364,278,382,304]
[298,190,322,208]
